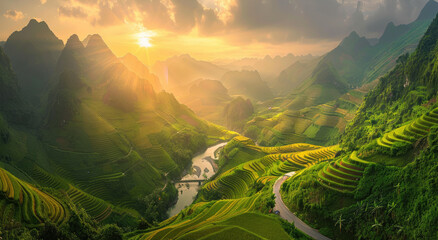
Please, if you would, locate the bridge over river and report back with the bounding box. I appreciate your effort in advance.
[175,179,206,185]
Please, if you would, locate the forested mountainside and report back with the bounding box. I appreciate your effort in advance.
[0,20,235,239]
[1,2,438,240]
[140,12,438,240]
[241,1,438,148]
[279,13,438,239]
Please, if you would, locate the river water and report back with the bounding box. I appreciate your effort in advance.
[167,142,227,217]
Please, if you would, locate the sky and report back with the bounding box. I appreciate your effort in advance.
[0,0,431,65]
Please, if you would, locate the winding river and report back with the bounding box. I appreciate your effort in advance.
[167,142,227,217]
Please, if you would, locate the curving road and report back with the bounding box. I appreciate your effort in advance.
[273,175,331,240]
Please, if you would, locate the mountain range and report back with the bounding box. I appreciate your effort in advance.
[1,1,438,239]
[242,0,438,147]
[0,19,236,233]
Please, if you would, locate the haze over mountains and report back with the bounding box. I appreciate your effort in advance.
[241,1,438,147]
[0,19,236,234]
[1,1,438,239]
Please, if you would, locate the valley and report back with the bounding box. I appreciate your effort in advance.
[1,1,438,239]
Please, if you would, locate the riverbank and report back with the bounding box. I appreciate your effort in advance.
[167,142,227,217]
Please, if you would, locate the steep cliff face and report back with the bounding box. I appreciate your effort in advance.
[0,47,29,124]
[4,19,64,105]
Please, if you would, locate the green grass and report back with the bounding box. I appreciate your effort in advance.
[199,226,265,240]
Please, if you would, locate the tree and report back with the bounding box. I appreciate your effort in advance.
[335,214,345,232]
[39,222,59,240]
[99,224,123,240]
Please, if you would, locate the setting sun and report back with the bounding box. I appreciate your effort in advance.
[1,0,437,238]
[137,32,153,48]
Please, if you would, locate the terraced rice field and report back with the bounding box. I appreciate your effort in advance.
[138,146,178,173]
[317,152,371,193]
[269,145,341,176]
[0,168,68,225]
[377,107,438,148]
[204,141,340,199]
[66,185,113,222]
[129,194,262,240]
[256,143,322,154]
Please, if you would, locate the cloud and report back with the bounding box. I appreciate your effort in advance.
[75,0,98,5]
[57,0,432,44]
[364,0,428,34]
[136,0,174,29]
[40,0,47,4]
[198,8,224,35]
[3,10,24,21]
[93,0,135,26]
[58,6,88,19]
[171,0,203,32]
[227,0,349,42]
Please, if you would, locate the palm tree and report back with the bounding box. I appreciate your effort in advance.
[335,214,345,232]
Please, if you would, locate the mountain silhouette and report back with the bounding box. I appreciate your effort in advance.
[4,19,64,106]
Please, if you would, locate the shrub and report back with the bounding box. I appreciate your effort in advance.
[98,224,123,240]
[390,141,412,156]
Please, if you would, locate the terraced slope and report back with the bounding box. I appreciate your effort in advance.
[66,185,113,222]
[245,85,370,147]
[271,145,341,174]
[0,168,68,225]
[128,195,279,240]
[377,107,438,148]
[255,142,322,154]
[317,151,371,194]
[204,141,340,199]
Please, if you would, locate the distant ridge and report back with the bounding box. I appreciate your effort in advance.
[416,0,438,21]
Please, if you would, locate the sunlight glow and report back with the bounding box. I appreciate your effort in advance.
[137,31,155,48]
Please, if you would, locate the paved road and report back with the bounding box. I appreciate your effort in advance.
[273,176,331,240]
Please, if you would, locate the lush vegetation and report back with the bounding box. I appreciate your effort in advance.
[279,13,438,239]
[0,20,237,238]
[2,4,438,239]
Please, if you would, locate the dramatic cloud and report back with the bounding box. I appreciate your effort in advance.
[56,0,431,43]
[3,10,25,21]
[225,0,349,42]
[136,0,174,29]
[364,0,428,34]
[58,6,88,19]
[75,0,98,5]
[171,0,203,32]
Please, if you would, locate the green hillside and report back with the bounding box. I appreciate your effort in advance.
[240,2,436,149]
[243,81,374,146]
[2,3,438,240]
[278,14,438,239]
[126,135,339,240]
[0,20,237,239]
